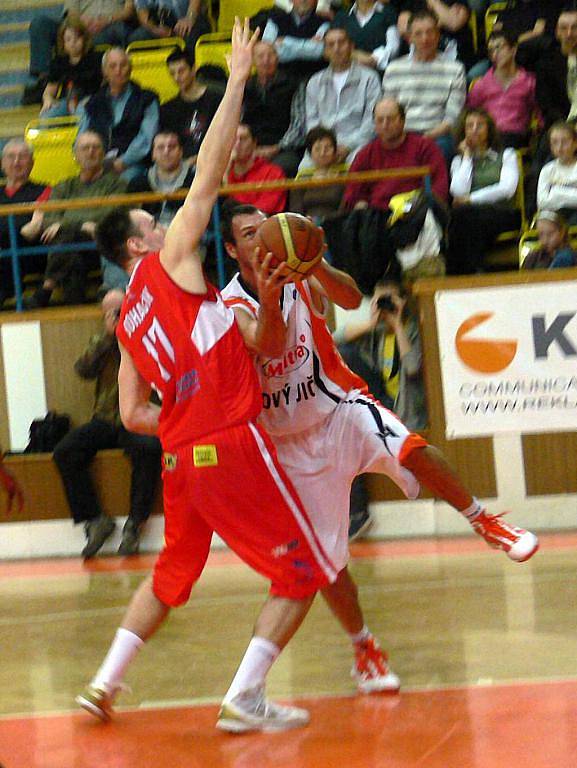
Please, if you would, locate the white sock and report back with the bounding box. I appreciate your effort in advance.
[223,637,280,703]
[350,625,371,645]
[92,628,144,691]
[460,497,483,521]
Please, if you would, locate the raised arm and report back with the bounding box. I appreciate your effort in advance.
[161,19,259,271]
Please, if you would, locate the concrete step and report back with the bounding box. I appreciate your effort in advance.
[0,42,28,72]
[0,104,38,139]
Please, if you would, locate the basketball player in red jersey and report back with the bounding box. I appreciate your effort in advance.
[220,203,540,693]
[76,20,338,734]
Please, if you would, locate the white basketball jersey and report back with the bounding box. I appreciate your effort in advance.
[222,274,367,436]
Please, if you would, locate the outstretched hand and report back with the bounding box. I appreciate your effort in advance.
[228,17,260,82]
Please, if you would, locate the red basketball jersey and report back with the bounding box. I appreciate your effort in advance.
[116,253,262,450]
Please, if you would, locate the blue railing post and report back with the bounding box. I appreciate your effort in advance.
[7,214,24,313]
[211,202,225,289]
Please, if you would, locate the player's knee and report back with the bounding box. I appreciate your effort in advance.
[398,433,430,469]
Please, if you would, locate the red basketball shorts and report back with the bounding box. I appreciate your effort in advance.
[152,422,337,607]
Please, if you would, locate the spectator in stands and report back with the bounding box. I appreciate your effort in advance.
[290,127,347,219]
[242,41,302,176]
[159,49,222,163]
[536,7,577,128]
[0,140,51,310]
[53,289,161,558]
[80,47,160,181]
[382,10,466,160]
[305,27,382,167]
[128,131,195,226]
[343,97,448,210]
[446,108,520,274]
[522,209,577,269]
[334,277,426,538]
[262,0,330,80]
[23,0,136,105]
[332,0,401,72]
[492,0,567,71]
[40,18,103,118]
[467,31,540,149]
[395,0,475,70]
[129,0,211,57]
[25,131,127,308]
[537,121,577,224]
[225,123,287,214]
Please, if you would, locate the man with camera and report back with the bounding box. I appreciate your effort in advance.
[52,290,161,558]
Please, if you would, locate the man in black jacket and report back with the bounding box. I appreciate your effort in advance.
[536,6,577,127]
[80,47,159,181]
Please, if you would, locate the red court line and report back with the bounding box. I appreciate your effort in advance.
[2,679,577,768]
[0,531,576,580]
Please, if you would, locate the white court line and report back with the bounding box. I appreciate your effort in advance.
[0,568,568,628]
[2,675,577,722]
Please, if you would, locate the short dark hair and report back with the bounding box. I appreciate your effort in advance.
[166,47,194,68]
[487,30,518,48]
[325,26,351,43]
[305,126,337,155]
[549,120,577,143]
[96,209,141,266]
[220,201,261,245]
[153,130,183,148]
[408,9,439,29]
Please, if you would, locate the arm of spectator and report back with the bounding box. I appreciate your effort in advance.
[517,19,546,45]
[40,82,59,113]
[262,18,279,43]
[449,153,473,197]
[174,0,202,37]
[275,27,329,62]
[118,343,160,436]
[399,318,422,379]
[279,81,307,150]
[466,77,483,109]
[423,139,449,201]
[426,0,470,32]
[370,26,402,71]
[308,258,363,310]
[256,144,280,159]
[135,6,172,37]
[345,73,382,153]
[305,80,320,134]
[119,98,160,169]
[468,148,519,205]
[342,151,373,209]
[441,64,466,130]
[74,331,117,379]
[537,167,577,210]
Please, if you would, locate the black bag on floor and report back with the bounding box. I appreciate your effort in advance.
[24,412,70,453]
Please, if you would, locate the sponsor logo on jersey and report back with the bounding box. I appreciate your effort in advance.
[163,452,177,471]
[262,342,310,378]
[193,444,218,467]
[176,369,199,402]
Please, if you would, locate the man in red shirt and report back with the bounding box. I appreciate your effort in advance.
[343,97,448,211]
[76,21,333,734]
[225,123,287,214]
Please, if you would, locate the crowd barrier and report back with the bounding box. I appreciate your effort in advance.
[0,165,433,311]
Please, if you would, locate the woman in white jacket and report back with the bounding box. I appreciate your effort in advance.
[537,122,577,225]
[446,108,520,274]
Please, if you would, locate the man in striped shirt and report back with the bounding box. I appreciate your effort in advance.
[382,9,466,160]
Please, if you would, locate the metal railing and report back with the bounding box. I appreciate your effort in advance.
[0,166,432,311]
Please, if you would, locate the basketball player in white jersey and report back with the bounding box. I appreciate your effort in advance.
[221,203,539,692]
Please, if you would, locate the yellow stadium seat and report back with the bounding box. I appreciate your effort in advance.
[485,2,507,41]
[25,116,80,186]
[217,0,274,33]
[195,32,233,76]
[127,37,185,104]
[518,228,539,267]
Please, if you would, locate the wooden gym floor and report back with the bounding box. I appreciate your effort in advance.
[1,533,577,768]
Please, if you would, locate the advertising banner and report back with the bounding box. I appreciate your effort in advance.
[435,282,577,438]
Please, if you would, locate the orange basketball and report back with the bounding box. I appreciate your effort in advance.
[255,213,324,281]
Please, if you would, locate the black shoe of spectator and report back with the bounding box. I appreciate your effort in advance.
[82,514,116,559]
[348,509,374,541]
[118,519,141,556]
[21,79,47,106]
[25,287,52,309]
